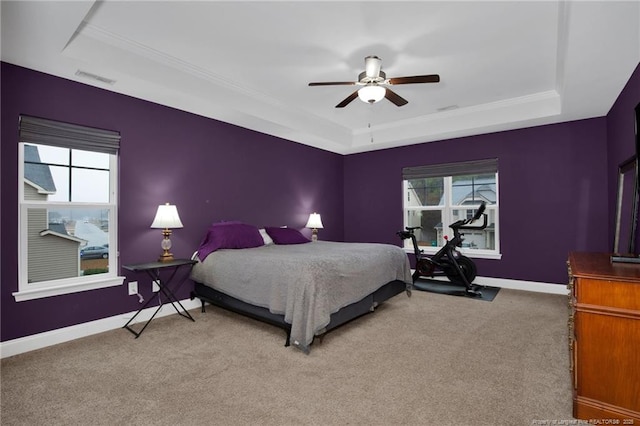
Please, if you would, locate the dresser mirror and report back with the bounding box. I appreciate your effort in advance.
[613,102,640,255]
[614,155,638,254]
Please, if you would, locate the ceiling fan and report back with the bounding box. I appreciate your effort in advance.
[308,55,440,108]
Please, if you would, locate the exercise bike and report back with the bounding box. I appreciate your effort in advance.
[397,202,488,297]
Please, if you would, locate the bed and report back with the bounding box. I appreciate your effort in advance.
[189,223,412,353]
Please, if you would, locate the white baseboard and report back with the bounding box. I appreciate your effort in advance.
[472,276,568,295]
[0,298,203,359]
[415,273,569,295]
[1,276,567,359]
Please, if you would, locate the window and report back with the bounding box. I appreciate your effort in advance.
[14,116,124,301]
[402,159,500,259]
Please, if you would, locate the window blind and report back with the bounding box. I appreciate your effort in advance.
[19,115,120,155]
[402,158,498,180]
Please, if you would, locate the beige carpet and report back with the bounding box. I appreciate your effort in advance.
[1,288,573,425]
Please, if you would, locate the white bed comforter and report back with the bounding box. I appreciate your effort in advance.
[190,241,412,352]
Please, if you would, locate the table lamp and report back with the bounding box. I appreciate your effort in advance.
[305,212,324,242]
[151,203,183,262]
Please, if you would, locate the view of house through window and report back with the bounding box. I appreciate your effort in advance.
[22,144,113,282]
[402,160,499,257]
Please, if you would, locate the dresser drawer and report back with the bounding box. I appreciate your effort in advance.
[576,277,640,311]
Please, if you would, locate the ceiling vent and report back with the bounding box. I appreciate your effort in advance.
[75,70,116,85]
[437,105,459,112]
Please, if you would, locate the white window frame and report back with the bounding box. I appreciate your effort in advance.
[402,172,501,260]
[14,129,124,302]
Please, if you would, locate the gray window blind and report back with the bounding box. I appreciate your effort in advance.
[19,115,120,155]
[402,158,498,180]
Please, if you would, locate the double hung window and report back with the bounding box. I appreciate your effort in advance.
[15,116,124,301]
[402,159,500,259]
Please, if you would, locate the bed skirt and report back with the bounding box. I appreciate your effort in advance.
[190,279,409,349]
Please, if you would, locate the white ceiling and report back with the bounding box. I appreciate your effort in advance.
[1,1,639,155]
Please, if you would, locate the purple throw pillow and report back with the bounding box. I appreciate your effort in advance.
[197,222,264,260]
[264,227,310,245]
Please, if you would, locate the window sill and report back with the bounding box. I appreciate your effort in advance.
[403,247,502,260]
[13,275,125,302]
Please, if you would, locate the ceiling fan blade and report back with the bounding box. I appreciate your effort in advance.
[309,81,356,86]
[336,91,359,108]
[388,74,440,85]
[385,88,409,107]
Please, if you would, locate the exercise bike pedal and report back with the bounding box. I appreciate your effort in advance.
[465,286,483,297]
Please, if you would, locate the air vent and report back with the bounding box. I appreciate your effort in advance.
[437,105,459,112]
[75,70,116,85]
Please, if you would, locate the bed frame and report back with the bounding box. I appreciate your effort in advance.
[190,280,409,348]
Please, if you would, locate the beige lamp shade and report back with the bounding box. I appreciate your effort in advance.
[305,213,324,229]
[151,203,183,229]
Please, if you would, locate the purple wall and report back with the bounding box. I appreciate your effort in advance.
[606,63,640,251]
[0,63,344,341]
[2,60,639,342]
[344,119,610,284]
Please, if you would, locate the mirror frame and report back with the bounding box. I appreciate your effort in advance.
[613,155,639,254]
[613,102,640,256]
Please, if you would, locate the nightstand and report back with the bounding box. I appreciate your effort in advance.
[122,258,197,338]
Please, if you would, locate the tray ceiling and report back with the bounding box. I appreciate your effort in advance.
[1,1,639,154]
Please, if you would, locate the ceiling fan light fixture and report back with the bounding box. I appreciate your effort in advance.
[358,85,386,104]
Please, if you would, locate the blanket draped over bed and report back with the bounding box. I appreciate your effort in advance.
[190,241,412,352]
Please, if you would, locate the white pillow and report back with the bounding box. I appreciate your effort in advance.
[259,228,274,245]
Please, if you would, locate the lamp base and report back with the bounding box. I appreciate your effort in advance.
[158,230,174,262]
[158,252,175,262]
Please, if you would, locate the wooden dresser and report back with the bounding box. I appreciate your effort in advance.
[567,252,640,422]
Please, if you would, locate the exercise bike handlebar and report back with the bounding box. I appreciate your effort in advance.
[398,202,488,236]
[472,201,486,221]
[452,202,488,231]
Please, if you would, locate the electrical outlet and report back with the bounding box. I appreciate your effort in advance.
[128,281,138,296]
[152,280,160,293]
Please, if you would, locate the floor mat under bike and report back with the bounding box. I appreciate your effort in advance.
[413,278,500,302]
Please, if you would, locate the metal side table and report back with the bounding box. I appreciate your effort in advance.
[122,258,197,338]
